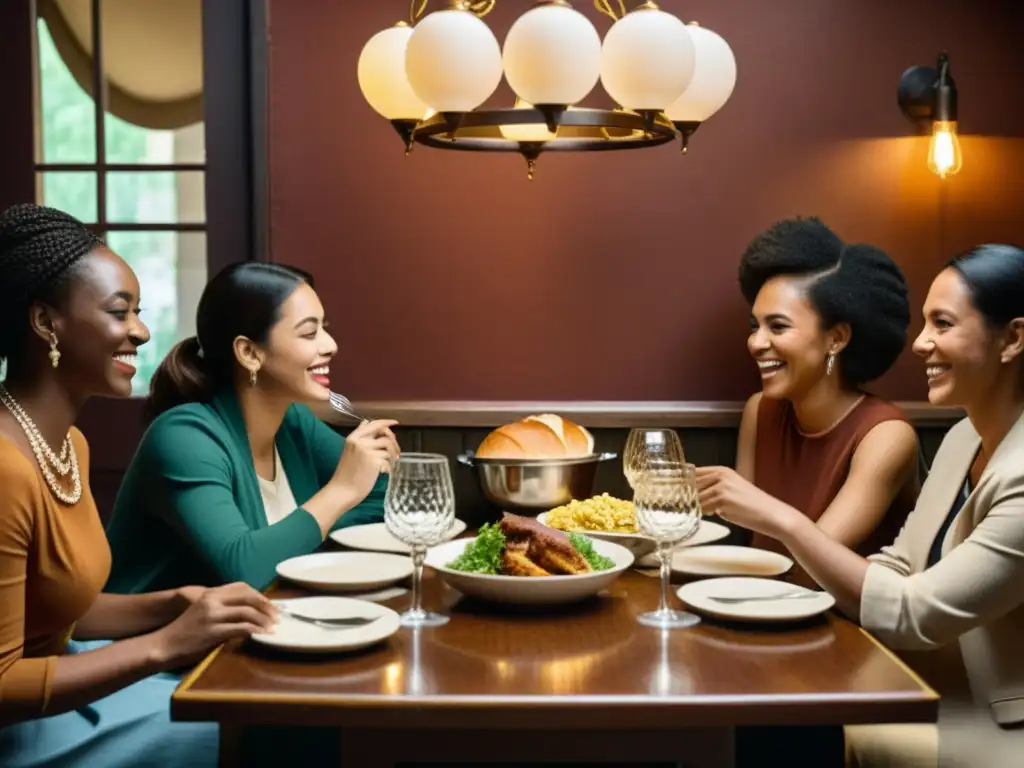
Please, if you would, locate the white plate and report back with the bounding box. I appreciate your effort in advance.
[276,551,413,592]
[665,544,793,577]
[329,519,467,553]
[250,596,400,653]
[425,536,634,605]
[677,577,836,623]
[537,514,730,560]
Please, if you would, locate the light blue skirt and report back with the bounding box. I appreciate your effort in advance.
[0,640,218,768]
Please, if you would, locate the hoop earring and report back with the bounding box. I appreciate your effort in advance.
[249,369,258,387]
[48,332,61,369]
[826,352,836,377]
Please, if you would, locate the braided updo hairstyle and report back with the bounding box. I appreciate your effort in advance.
[0,203,102,369]
[738,216,911,386]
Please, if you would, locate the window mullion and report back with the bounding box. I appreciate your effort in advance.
[91,0,107,227]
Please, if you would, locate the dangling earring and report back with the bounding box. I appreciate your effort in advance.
[249,368,259,387]
[48,332,61,369]
[826,351,836,377]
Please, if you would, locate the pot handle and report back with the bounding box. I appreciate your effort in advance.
[456,452,475,467]
[595,452,618,462]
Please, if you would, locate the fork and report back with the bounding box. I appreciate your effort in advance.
[276,604,380,629]
[329,391,367,423]
[706,590,821,604]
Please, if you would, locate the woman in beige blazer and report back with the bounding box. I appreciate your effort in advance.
[698,244,1024,767]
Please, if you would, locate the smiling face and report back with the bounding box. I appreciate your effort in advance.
[38,246,150,398]
[243,282,338,402]
[748,275,848,400]
[913,267,1019,407]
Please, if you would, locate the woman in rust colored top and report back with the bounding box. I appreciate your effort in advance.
[698,217,922,768]
[0,205,275,768]
[698,217,920,588]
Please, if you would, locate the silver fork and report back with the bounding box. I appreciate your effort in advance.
[329,391,367,423]
[275,604,380,629]
[707,590,821,604]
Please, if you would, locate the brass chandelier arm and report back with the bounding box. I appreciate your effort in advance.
[594,0,632,21]
[412,0,495,22]
[594,0,618,21]
[410,0,640,23]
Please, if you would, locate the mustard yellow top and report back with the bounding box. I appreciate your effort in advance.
[0,427,110,721]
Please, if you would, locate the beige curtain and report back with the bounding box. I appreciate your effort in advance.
[38,0,203,130]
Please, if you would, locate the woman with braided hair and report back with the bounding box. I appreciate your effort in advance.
[0,204,276,767]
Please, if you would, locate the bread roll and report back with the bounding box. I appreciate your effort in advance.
[527,413,594,456]
[476,414,595,459]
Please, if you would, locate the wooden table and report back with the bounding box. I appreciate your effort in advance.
[173,566,937,767]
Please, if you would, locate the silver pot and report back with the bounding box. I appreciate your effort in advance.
[457,451,618,514]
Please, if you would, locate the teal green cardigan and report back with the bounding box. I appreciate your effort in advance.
[104,390,386,593]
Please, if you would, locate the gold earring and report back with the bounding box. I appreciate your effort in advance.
[48,332,61,369]
[826,351,836,376]
[249,369,258,387]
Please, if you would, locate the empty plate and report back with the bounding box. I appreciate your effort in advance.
[634,520,733,566]
[276,551,413,592]
[250,596,400,653]
[677,577,836,623]
[330,519,467,554]
[667,545,793,577]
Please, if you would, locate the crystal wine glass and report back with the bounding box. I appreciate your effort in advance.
[634,462,702,629]
[384,453,456,628]
[623,428,686,489]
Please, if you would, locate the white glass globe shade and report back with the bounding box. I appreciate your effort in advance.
[503,4,601,106]
[357,25,428,121]
[498,99,557,142]
[600,8,695,110]
[665,25,737,122]
[406,9,503,112]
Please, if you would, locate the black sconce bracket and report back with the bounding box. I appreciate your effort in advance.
[897,52,957,135]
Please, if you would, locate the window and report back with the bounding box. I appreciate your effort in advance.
[34,0,206,394]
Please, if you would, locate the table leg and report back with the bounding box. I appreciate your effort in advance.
[339,726,735,767]
[218,723,242,768]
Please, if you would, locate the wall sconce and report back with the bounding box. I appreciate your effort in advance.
[898,52,962,178]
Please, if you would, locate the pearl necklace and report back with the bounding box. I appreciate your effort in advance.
[0,384,81,504]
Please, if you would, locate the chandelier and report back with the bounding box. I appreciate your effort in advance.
[358,0,737,179]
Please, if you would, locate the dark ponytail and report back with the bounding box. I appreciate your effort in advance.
[145,262,313,423]
[145,336,214,423]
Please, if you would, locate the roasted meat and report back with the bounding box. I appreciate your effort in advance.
[501,548,551,577]
[499,512,592,576]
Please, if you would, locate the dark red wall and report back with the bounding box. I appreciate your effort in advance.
[266,0,1024,402]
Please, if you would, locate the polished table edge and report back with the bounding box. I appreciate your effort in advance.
[310,400,965,429]
[171,687,938,729]
[855,625,940,702]
[172,619,940,729]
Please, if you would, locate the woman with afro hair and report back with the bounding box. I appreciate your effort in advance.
[697,217,921,588]
[0,203,275,767]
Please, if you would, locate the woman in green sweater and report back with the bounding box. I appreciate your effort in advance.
[105,262,400,593]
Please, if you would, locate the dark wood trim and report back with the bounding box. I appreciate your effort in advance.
[249,0,270,262]
[36,162,206,172]
[310,400,965,430]
[85,222,206,232]
[0,0,35,211]
[90,0,107,223]
[202,0,257,273]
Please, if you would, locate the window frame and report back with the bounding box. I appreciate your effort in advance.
[0,0,270,515]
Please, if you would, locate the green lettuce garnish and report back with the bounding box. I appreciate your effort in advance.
[447,522,505,574]
[446,524,615,574]
[568,532,615,571]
